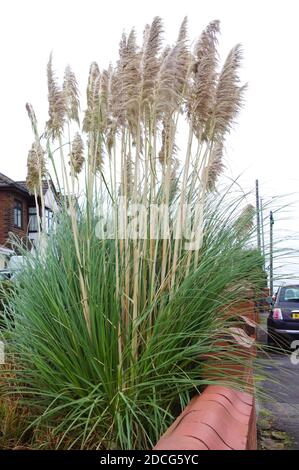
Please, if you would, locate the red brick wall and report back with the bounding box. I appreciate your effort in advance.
[0,190,29,248]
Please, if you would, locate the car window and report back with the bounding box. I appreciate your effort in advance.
[279,286,299,302]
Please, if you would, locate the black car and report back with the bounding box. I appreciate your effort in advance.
[267,284,299,346]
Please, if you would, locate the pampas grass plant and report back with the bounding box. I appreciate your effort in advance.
[0,18,266,449]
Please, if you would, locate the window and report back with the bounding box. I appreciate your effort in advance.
[45,208,53,232]
[280,286,299,302]
[14,200,22,228]
[28,206,38,232]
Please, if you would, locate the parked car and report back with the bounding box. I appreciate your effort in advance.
[267,284,299,346]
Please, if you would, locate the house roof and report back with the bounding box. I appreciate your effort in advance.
[0,172,56,197]
[15,179,50,196]
[0,173,13,186]
[0,172,30,194]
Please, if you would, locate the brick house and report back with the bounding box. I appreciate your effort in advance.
[0,172,59,268]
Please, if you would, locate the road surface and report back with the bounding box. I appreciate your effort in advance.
[257,313,299,448]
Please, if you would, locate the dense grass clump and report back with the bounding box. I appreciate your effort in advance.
[1,193,266,450]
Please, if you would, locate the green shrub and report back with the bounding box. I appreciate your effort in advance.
[1,194,266,450]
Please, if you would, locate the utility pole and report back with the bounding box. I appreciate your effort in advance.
[255,179,261,251]
[260,197,265,258]
[269,211,274,296]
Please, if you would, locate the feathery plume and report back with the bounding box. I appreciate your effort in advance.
[158,115,178,168]
[154,17,190,118]
[70,132,84,175]
[26,103,39,140]
[115,28,140,132]
[173,16,190,96]
[95,140,105,171]
[86,134,104,172]
[104,65,119,149]
[84,63,114,170]
[63,65,80,125]
[83,62,101,133]
[98,69,110,133]
[177,15,188,44]
[140,17,163,111]
[46,53,67,140]
[213,44,246,138]
[84,63,111,137]
[205,141,225,191]
[234,204,255,235]
[86,62,100,109]
[158,114,180,203]
[187,20,220,138]
[26,142,46,194]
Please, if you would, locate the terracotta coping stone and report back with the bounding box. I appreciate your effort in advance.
[154,384,255,450]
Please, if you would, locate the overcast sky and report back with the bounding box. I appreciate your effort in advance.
[0,0,298,277]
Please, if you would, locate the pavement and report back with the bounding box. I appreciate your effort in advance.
[257,312,299,449]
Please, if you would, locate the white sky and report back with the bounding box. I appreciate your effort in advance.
[0,0,299,277]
